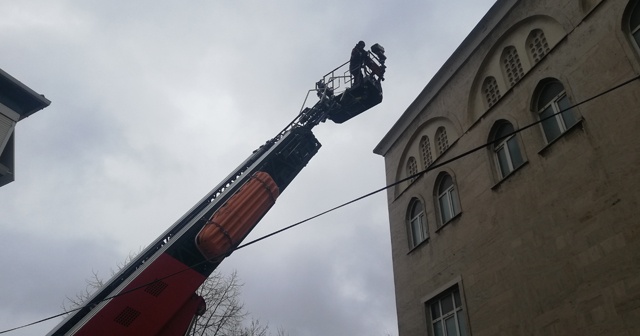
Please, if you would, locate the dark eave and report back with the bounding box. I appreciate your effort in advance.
[0,68,50,120]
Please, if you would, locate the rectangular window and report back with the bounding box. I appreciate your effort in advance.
[410,213,427,246]
[496,145,510,177]
[438,195,453,223]
[506,137,524,168]
[427,285,468,336]
[450,188,460,217]
[557,95,578,129]
[539,105,562,141]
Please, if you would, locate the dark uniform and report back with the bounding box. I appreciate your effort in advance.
[350,41,366,86]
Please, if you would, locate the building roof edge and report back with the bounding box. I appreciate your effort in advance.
[0,67,51,120]
[373,0,518,156]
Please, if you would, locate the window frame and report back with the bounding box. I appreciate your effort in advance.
[534,80,580,144]
[501,45,525,87]
[420,136,433,168]
[407,198,428,249]
[407,156,418,183]
[526,29,550,64]
[491,121,525,179]
[435,127,449,156]
[435,173,461,227]
[423,279,470,336]
[482,76,501,108]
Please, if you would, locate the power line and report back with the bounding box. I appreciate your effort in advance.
[2,74,638,335]
[238,73,640,250]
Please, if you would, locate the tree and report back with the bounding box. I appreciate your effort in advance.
[189,271,246,336]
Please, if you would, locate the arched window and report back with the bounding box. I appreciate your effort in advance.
[407,157,418,182]
[436,174,460,225]
[527,29,550,64]
[629,1,640,48]
[420,136,433,168]
[482,76,501,107]
[435,127,449,156]
[407,199,428,248]
[502,46,525,87]
[492,121,524,178]
[535,80,579,143]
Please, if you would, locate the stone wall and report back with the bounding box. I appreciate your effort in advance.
[380,0,640,335]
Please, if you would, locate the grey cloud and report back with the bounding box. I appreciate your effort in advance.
[0,1,496,335]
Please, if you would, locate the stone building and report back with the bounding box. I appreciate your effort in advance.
[0,68,50,188]
[374,0,640,335]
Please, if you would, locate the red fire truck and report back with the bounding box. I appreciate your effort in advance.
[47,43,386,336]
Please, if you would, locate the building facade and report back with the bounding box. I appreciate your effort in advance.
[0,68,50,188]
[374,0,640,335]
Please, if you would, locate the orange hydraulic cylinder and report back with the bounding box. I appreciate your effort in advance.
[196,171,280,260]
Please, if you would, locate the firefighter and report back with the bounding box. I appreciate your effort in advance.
[350,41,366,86]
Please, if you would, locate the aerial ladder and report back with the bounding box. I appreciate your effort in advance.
[47,43,386,336]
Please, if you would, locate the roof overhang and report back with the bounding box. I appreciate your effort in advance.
[0,68,50,120]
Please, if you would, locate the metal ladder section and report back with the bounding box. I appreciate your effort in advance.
[49,46,385,335]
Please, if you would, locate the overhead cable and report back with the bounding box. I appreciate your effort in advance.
[2,74,638,335]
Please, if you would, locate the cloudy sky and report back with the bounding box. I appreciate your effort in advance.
[0,1,496,335]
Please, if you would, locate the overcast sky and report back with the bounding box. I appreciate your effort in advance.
[0,1,496,335]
